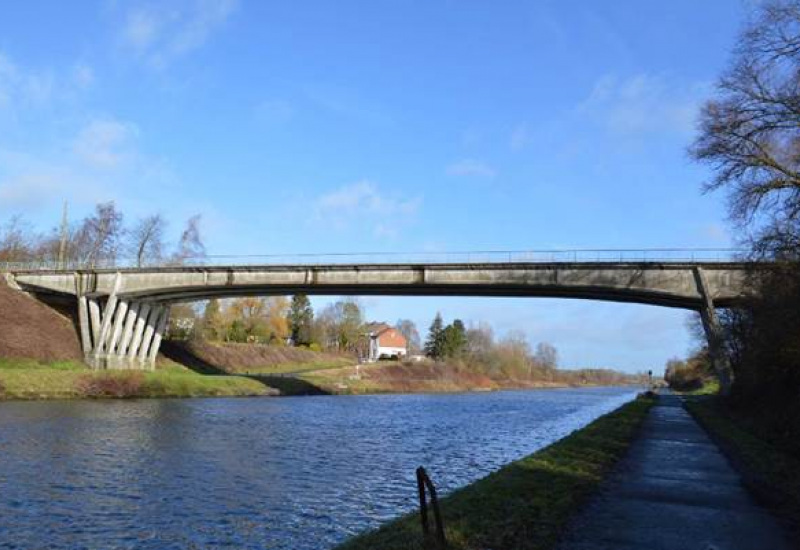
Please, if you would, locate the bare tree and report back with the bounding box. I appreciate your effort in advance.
[129,214,166,267]
[396,319,421,354]
[534,342,558,369]
[690,0,800,233]
[0,215,35,264]
[173,214,206,264]
[78,201,124,267]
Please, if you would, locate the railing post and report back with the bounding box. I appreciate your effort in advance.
[416,467,429,537]
[416,466,446,548]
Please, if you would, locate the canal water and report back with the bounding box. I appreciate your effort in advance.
[0,387,637,549]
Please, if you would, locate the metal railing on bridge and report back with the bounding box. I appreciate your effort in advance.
[2,248,748,271]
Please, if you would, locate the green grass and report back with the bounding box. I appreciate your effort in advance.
[683,379,720,396]
[334,396,655,550]
[0,358,85,370]
[0,360,271,400]
[685,397,800,540]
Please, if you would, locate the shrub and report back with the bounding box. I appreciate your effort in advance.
[77,372,145,398]
[0,378,6,398]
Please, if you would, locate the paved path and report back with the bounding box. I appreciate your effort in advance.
[557,394,792,550]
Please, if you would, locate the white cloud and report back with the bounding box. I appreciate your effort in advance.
[577,73,709,136]
[313,180,421,236]
[446,159,497,179]
[73,118,139,169]
[121,0,239,68]
[0,51,92,111]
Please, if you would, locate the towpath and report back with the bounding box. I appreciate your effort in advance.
[557,393,792,550]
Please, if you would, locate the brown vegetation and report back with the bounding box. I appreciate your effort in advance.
[0,279,82,362]
[172,339,354,374]
[77,371,145,398]
[304,359,643,395]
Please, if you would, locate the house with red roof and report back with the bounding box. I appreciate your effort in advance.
[365,322,408,362]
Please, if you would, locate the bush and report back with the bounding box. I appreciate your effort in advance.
[664,349,714,392]
[0,378,6,398]
[77,372,145,398]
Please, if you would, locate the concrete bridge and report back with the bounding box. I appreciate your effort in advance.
[3,257,754,393]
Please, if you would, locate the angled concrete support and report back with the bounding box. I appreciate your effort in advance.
[77,295,92,356]
[128,303,153,363]
[88,298,101,347]
[138,304,164,367]
[118,302,141,357]
[694,267,733,396]
[148,305,171,367]
[71,273,170,370]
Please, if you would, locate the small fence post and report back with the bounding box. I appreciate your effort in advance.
[416,466,446,548]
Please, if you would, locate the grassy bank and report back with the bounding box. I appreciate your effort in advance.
[0,358,272,400]
[299,361,602,396]
[685,397,800,541]
[334,395,655,550]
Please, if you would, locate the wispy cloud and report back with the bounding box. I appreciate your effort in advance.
[73,118,139,169]
[0,51,59,109]
[446,159,497,179]
[0,51,95,114]
[121,0,239,68]
[313,180,420,237]
[577,73,709,136]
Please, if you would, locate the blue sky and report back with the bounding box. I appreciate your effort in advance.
[0,0,750,372]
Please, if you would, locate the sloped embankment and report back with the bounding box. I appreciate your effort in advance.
[301,360,589,395]
[0,279,82,362]
[162,340,355,375]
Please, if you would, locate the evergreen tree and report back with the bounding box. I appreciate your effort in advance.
[442,319,467,358]
[288,294,314,346]
[424,312,445,358]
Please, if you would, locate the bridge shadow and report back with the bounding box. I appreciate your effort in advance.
[159,341,330,396]
[160,340,228,375]
[245,375,330,396]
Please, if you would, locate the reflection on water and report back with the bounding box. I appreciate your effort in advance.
[0,387,637,549]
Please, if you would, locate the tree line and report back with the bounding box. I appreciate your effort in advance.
[0,201,205,267]
[672,0,800,414]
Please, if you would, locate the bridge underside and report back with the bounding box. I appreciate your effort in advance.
[108,284,730,310]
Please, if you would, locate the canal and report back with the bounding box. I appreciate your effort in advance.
[0,387,637,549]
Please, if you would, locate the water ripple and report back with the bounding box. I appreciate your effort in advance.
[0,387,637,549]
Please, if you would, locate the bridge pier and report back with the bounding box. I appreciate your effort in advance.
[74,285,169,370]
[693,267,734,396]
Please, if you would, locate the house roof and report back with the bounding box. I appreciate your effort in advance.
[364,322,407,348]
[376,327,407,348]
[364,322,391,335]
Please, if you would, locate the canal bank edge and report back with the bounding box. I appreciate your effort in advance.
[334,394,656,550]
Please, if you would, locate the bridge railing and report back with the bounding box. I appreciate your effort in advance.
[1,249,748,271]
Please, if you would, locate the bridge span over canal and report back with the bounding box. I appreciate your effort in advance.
[2,249,757,393]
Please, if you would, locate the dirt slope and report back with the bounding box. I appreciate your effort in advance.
[0,280,82,362]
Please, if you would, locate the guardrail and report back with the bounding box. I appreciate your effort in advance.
[2,248,748,271]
